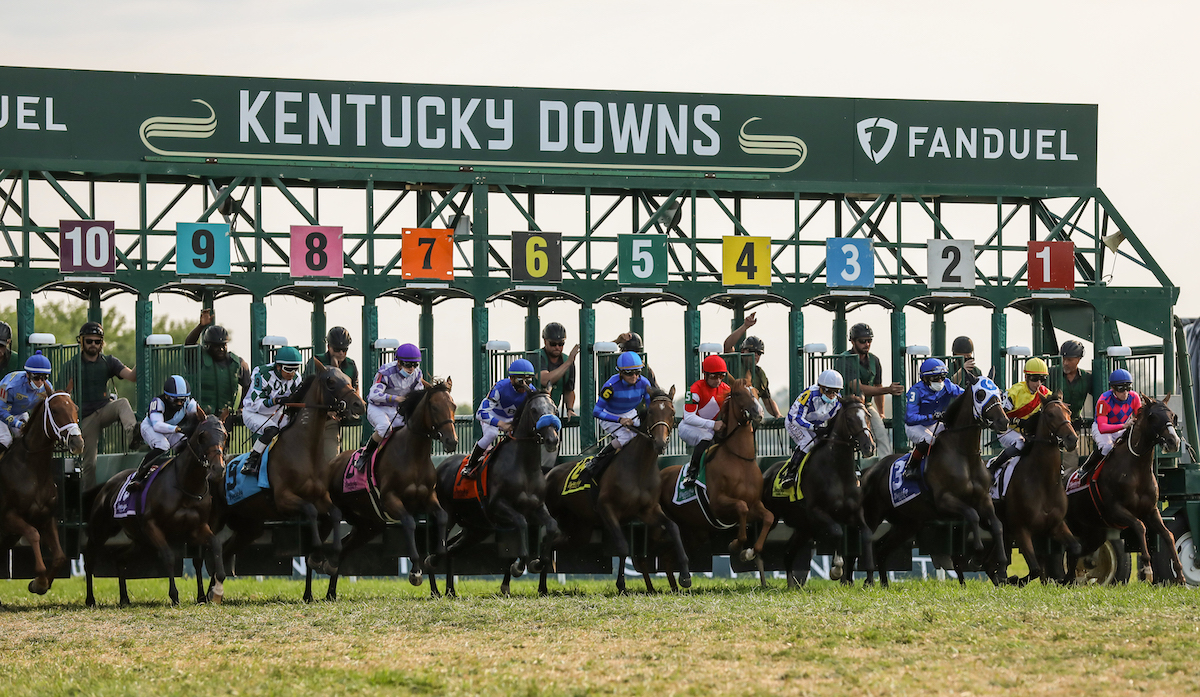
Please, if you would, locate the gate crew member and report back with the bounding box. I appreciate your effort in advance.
[903,358,964,477]
[1059,340,1094,476]
[840,323,901,456]
[723,312,782,418]
[780,369,844,488]
[0,320,12,373]
[534,322,579,417]
[949,336,982,389]
[679,355,731,486]
[1077,369,1141,478]
[67,321,139,490]
[612,332,658,388]
[584,351,653,482]
[0,351,55,457]
[240,346,305,477]
[185,310,252,421]
[129,375,199,491]
[463,359,536,479]
[360,343,425,467]
[992,358,1052,470]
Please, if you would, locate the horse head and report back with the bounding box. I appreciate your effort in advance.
[1131,397,1180,455]
[307,360,366,421]
[837,395,876,457]
[40,391,84,456]
[422,377,459,452]
[189,414,228,472]
[968,373,1009,435]
[517,389,561,452]
[1038,394,1078,452]
[642,385,677,454]
[726,374,763,430]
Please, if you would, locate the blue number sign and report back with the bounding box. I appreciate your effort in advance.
[825,238,874,288]
[176,222,231,276]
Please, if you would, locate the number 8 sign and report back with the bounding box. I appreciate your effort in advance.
[176,222,231,276]
[825,238,874,288]
[290,225,343,279]
[60,220,116,274]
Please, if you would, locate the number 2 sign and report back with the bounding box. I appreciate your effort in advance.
[1027,241,1074,290]
[825,238,874,288]
[60,220,116,274]
[926,239,974,290]
[401,228,454,281]
[176,222,231,276]
[290,225,343,279]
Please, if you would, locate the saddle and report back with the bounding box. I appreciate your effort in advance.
[561,455,598,496]
[771,450,811,502]
[452,445,496,503]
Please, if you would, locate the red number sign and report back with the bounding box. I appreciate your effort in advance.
[60,220,116,273]
[401,228,454,280]
[1027,241,1074,290]
[289,225,343,278]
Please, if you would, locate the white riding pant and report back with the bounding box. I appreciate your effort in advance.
[678,422,713,447]
[998,428,1026,450]
[367,404,405,438]
[1091,421,1126,455]
[140,422,184,452]
[789,427,817,454]
[868,405,892,457]
[600,409,641,448]
[475,421,507,450]
[905,422,944,446]
[242,408,291,436]
[0,422,18,447]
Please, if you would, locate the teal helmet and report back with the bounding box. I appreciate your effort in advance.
[274,346,303,368]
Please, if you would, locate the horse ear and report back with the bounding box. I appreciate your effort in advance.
[668,385,676,400]
[313,357,326,372]
[1164,392,1173,405]
[196,405,208,421]
[422,379,432,390]
[986,367,995,380]
[66,377,75,394]
[445,376,453,391]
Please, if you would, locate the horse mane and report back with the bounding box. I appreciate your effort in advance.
[395,379,452,422]
[943,386,973,423]
[511,388,551,423]
[291,373,319,400]
[635,386,671,420]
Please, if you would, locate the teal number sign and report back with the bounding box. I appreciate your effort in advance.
[617,235,668,285]
[176,222,231,276]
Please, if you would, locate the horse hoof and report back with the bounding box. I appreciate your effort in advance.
[207,590,223,605]
[510,560,526,578]
[27,580,48,596]
[409,570,424,587]
[85,597,96,608]
[739,549,756,563]
[679,572,693,589]
[830,565,844,581]
[529,558,545,574]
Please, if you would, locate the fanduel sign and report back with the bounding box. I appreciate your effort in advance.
[0,67,1098,189]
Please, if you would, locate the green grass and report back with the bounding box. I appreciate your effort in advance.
[2,576,1200,695]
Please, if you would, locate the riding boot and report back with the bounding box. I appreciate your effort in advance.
[128,448,166,492]
[242,426,277,477]
[779,448,807,488]
[903,441,930,479]
[989,444,1022,478]
[356,435,381,470]
[681,439,712,486]
[462,444,488,480]
[1077,449,1104,479]
[584,442,619,484]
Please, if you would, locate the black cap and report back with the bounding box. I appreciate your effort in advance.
[951,336,974,355]
[326,326,352,349]
[78,321,104,339]
[742,336,765,353]
[542,322,567,341]
[620,332,643,352]
[1060,340,1085,358]
[849,323,873,341]
[0,320,10,347]
[202,325,230,347]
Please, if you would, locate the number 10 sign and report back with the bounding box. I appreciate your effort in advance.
[60,220,116,274]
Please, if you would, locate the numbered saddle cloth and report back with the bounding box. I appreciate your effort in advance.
[561,455,597,496]
[987,454,1020,501]
[770,450,811,503]
[887,453,924,508]
[112,465,167,519]
[670,448,736,530]
[224,444,274,505]
[342,433,393,495]
[452,440,500,503]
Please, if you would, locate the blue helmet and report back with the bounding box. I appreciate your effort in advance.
[920,358,948,379]
[508,358,535,377]
[617,351,644,370]
[24,350,52,376]
[1109,368,1133,386]
[163,375,190,398]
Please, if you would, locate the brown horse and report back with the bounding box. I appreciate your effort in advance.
[762,396,876,588]
[985,396,1080,583]
[1065,397,1184,584]
[540,386,688,595]
[85,414,228,606]
[324,379,458,599]
[861,374,1010,586]
[0,391,84,596]
[659,376,772,589]
[207,362,364,602]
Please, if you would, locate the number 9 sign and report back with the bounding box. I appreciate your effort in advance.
[512,232,562,283]
[825,238,874,289]
[290,225,344,279]
[60,220,116,274]
[176,222,231,276]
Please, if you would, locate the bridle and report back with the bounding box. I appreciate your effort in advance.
[820,401,874,454]
[177,420,225,501]
[287,370,359,417]
[621,395,675,446]
[1027,399,1075,448]
[415,387,456,443]
[1124,403,1178,458]
[26,392,82,454]
[714,387,760,461]
[509,391,561,445]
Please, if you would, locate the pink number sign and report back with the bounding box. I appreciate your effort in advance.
[290,225,344,278]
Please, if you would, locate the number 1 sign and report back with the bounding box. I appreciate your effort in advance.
[1027,241,1075,290]
[60,220,116,274]
[290,225,344,279]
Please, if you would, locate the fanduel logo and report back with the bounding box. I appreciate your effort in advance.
[857,117,897,164]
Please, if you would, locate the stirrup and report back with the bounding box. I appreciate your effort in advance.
[241,452,261,475]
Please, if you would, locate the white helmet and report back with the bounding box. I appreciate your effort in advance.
[817,369,844,390]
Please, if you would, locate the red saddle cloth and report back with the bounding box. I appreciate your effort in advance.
[452,447,494,502]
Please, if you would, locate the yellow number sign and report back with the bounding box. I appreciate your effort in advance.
[722,236,771,287]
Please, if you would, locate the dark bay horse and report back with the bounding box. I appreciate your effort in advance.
[861,374,1009,586]
[324,379,458,599]
[659,377,772,589]
[762,396,876,588]
[432,389,563,596]
[85,415,227,606]
[207,362,364,602]
[0,391,84,596]
[1065,397,1184,584]
[541,386,689,595]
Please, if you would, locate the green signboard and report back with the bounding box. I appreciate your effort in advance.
[617,234,668,285]
[0,66,1097,188]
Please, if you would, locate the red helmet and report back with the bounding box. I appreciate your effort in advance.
[702,355,728,374]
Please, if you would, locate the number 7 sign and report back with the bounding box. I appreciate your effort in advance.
[402,228,454,281]
[1027,241,1074,290]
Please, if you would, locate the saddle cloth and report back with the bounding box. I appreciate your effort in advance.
[224,443,274,505]
[770,450,811,503]
[451,444,497,503]
[1065,458,1106,496]
[561,455,597,496]
[342,433,393,495]
[987,454,1020,500]
[888,453,923,508]
[671,450,736,530]
[112,464,167,519]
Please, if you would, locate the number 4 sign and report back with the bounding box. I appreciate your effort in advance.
[722,236,771,287]
[290,225,344,279]
[1027,241,1075,290]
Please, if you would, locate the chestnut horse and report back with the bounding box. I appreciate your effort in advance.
[0,391,84,596]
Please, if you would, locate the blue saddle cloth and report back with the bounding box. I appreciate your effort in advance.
[888,453,925,508]
[224,446,273,505]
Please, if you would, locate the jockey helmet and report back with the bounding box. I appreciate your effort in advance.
[616,351,644,371]
[741,336,765,354]
[396,343,422,363]
[1024,357,1049,376]
[542,322,567,341]
[1060,340,1085,358]
[274,346,303,369]
[201,324,230,347]
[0,320,10,348]
[326,326,351,349]
[78,321,104,339]
[163,375,190,398]
[849,323,873,342]
[817,369,844,390]
[619,332,643,352]
[507,358,535,377]
[1109,369,1133,388]
[702,355,728,375]
[951,336,973,355]
[920,358,949,380]
[24,350,52,375]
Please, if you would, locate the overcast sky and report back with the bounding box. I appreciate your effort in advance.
[3,1,1196,405]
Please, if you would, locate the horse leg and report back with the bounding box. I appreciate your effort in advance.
[443,527,489,598]
[327,521,383,601]
[84,528,110,607]
[1144,509,1185,584]
[1013,526,1043,583]
[527,503,560,576]
[1049,519,1082,559]
[141,521,179,605]
[298,501,336,579]
[491,499,531,580]
[428,496,450,559]
[38,516,68,593]
[856,508,877,578]
[1107,503,1151,570]
[204,532,226,604]
[711,494,752,559]
[616,556,628,595]
[934,492,985,551]
[5,511,47,594]
[748,501,775,575]
[647,507,687,591]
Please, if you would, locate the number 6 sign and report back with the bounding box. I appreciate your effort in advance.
[176,222,231,276]
[60,220,116,274]
[512,232,562,283]
[290,225,343,279]
[825,238,874,288]
[1027,241,1074,290]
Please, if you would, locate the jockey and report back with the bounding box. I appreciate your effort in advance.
[463,358,535,479]
[129,375,199,491]
[780,369,844,488]
[360,342,424,467]
[903,358,965,476]
[0,351,54,456]
[584,351,653,482]
[240,346,305,477]
[992,357,1052,470]
[1078,369,1142,477]
[679,355,732,486]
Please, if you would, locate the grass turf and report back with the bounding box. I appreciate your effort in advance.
[2,576,1199,696]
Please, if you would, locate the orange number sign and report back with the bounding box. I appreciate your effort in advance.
[402,228,454,280]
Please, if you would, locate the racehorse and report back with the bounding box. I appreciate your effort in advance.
[323,379,458,599]
[206,361,364,603]
[762,395,876,588]
[540,386,689,595]
[85,414,228,606]
[659,376,772,589]
[431,389,563,596]
[984,396,1080,583]
[0,391,84,596]
[1064,397,1184,584]
[860,373,1009,586]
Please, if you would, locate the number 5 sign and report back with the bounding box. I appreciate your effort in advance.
[618,235,668,285]
[176,223,231,276]
[927,239,974,290]
[60,220,116,274]
[512,232,562,283]
[290,225,343,279]
[722,236,771,287]
[1027,241,1074,290]
[401,228,454,281]
[825,238,874,288]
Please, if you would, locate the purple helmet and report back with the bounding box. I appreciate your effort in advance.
[396,343,422,363]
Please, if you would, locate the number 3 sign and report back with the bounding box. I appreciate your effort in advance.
[825,238,874,288]
[290,225,343,279]
[176,222,231,276]
[1027,241,1074,290]
[60,220,116,274]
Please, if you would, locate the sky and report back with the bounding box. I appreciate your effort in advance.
[2,0,1197,409]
